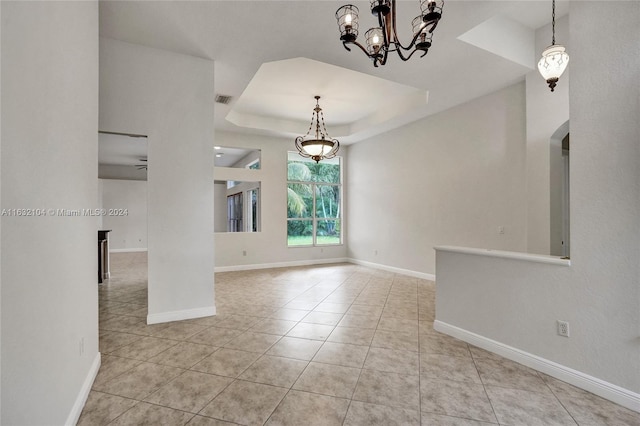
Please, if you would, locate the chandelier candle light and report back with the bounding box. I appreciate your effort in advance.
[295,96,340,163]
[336,0,443,67]
[537,0,569,92]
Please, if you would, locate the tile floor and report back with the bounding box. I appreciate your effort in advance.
[80,252,640,425]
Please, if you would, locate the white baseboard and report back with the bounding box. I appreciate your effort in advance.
[434,320,640,413]
[215,258,349,273]
[110,248,147,253]
[147,305,216,325]
[347,258,436,281]
[65,352,101,426]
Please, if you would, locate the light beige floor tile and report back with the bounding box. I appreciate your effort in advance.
[420,333,472,358]
[265,336,323,361]
[186,327,242,346]
[420,353,482,384]
[186,416,236,426]
[485,385,577,425]
[468,345,506,362]
[92,355,143,388]
[223,331,281,353]
[148,322,209,340]
[286,322,335,340]
[239,355,308,388]
[269,308,310,321]
[377,316,419,333]
[363,347,419,375]
[372,328,419,352]
[474,357,549,393]
[191,348,261,378]
[301,311,344,326]
[293,362,360,399]
[201,380,287,425]
[420,377,498,423]
[337,313,380,329]
[108,401,194,426]
[249,318,297,335]
[543,375,640,426]
[420,412,499,425]
[109,336,178,361]
[99,331,142,354]
[327,327,376,346]
[346,304,384,317]
[265,390,350,426]
[284,300,320,310]
[312,341,369,368]
[343,401,420,426]
[214,314,263,330]
[352,369,420,410]
[94,362,184,400]
[314,302,351,314]
[144,370,232,413]
[148,341,218,369]
[76,391,138,426]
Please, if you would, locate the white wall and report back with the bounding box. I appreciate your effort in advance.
[1,2,99,424]
[525,16,570,255]
[436,0,640,405]
[100,38,215,323]
[347,83,528,276]
[101,179,148,251]
[214,182,228,232]
[214,131,348,269]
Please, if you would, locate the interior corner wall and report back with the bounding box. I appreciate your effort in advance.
[525,15,570,255]
[100,179,148,251]
[214,131,348,269]
[1,2,99,424]
[99,38,215,321]
[436,1,640,400]
[346,83,528,276]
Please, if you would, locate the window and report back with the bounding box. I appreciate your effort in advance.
[287,153,342,246]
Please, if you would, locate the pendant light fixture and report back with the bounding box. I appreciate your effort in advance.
[537,0,569,92]
[295,96,340,163]
[335,1,444,67]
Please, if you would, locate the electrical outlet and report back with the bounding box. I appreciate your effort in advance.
[242,250,247,256]
[374,249,378,255]
[557,320,570,337]
[498,226,505,234]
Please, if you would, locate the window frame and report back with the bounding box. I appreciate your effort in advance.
[287,154,343,247]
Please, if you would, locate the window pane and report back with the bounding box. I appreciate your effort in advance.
[287,160,313,182]
[288,220,313,246]
[316,219,341,245]
[308,160,341,184]
[287,183,313,218]
[315,185,340,219]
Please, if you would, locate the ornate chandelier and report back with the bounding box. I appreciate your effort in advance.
[537,0,569,92]
[335,0,444,67]
[295,96,340,163]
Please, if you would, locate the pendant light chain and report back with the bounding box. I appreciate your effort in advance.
[552,0,556,45]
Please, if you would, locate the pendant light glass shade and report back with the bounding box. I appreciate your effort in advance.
[538,0,569,92]
[538,45,569,92]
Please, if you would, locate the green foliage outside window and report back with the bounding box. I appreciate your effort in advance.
[287,154,342,246]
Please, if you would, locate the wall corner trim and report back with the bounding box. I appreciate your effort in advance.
[65,352,101,426]
[347,258,436,281]
[434,320,640,413]
[147,306,216,325]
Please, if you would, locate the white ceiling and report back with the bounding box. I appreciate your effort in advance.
[99,0,569,143]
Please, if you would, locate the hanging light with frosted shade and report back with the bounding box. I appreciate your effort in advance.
[538,0,569,92]
[294,96,340,163]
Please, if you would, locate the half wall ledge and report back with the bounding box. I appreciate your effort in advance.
[434,245,571,267]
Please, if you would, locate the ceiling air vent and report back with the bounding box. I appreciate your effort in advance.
[215,94,233,105]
